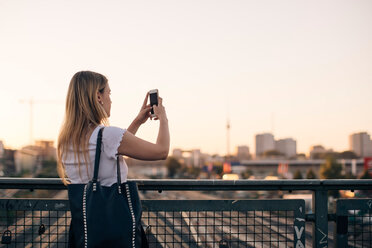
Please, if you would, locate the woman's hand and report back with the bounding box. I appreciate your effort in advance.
[153,97,167,121]
[135,93,152,124]
[127,93,152,135]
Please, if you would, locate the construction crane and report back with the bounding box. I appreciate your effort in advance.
[19,98,62,145]
[19,98,35,144]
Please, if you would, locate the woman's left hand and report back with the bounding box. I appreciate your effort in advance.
[135,93,152,125]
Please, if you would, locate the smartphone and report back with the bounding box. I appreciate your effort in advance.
[149,89,159,118]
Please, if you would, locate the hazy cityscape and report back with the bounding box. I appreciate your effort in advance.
[1,130,371,181]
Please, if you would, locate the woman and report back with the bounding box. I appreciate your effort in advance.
[57,71,169,247]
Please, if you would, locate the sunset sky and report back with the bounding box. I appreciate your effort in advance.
[1,0,371,156]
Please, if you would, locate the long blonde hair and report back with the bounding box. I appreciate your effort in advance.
[57,71,109,185]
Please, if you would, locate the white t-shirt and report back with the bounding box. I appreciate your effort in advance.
[63,125,128,186]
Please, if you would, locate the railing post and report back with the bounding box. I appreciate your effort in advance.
[312,189,328,248]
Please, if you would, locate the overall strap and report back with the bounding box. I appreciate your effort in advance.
[92,127,123,194]
[116,156,121,185]
[116,156,122,194]
[92,127,104,183]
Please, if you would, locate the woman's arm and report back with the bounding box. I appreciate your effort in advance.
[118,97,170,160]
[127,93,152,135]
[127,119,142,135]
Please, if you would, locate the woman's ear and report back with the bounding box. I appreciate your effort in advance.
[97,90,102,102]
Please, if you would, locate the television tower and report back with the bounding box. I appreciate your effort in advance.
[226,118,230,159]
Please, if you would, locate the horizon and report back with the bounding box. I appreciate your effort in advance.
[1,130,369,158]
[1,0,371,155]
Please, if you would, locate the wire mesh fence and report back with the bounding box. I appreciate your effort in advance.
[141,199,305,248]
[0,199,70,248]
[335,198,372,248]
[0,199,305,248]
[143,210,296,247]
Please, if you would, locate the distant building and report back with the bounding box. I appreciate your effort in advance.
[14,140,56,173]
[172,149,183,159]
[275,138,297,158]
[34,140,56,160]
[239,159,365,179]
[236,146,251,160]
[191,149,202,167]
[0,140,4,158]
[172,148,203,167]
[14,145,40,173]
[349,132,372,157]
[204,154,224,164]
[2,149,16,175]
[255,133,275,157]
[309,145,333,159]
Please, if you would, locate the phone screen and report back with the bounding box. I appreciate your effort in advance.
[150,93,158,106]
[149,92,158,115]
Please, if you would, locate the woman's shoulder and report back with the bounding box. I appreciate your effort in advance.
[103,125,127,135]
[99,126,127,159]
[89,125,126,143]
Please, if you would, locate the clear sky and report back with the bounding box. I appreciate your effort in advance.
[1,0,371,156]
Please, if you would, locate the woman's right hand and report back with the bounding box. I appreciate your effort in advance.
[153,97,167,121]
[118,96,170,160]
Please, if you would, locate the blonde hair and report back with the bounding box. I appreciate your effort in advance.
[57,71,109,185]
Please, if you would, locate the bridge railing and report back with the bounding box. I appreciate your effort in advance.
[0,178,371,247]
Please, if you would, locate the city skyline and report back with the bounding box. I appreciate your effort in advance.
[1,0,371,155]
[2,130,371,159]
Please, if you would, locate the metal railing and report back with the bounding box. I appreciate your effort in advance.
[0,178,371,247]
[335,198,372,248]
